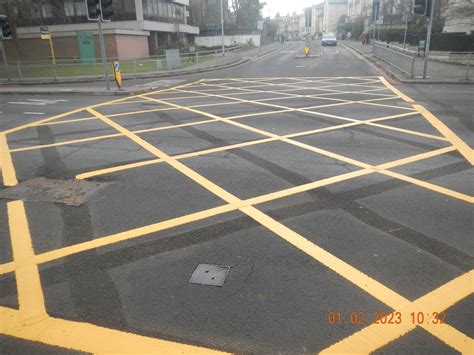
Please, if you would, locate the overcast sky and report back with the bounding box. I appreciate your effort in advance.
[262,0,322,18]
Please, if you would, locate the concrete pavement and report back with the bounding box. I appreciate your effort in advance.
[0,41,472,354]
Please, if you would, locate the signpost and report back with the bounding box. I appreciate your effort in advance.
[401,14,412,49]
[112,61,122,89]
[257,20,264,53]
[40,26,56,65]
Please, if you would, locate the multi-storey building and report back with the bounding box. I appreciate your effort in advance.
[0,0,199,60]
[310,3,324,36]
[323,0,348,33]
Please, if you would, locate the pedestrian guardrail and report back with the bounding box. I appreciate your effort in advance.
[0,46,243,82]
[372,41,473,80]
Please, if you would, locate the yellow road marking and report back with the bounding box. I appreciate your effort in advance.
[0,147,454,276]
[321,270,474,354]
[0,133,18,186]
[379,76,414,103]
[414,104,473,165]
[145,93,466,203]
[381,170,473,203]
[88,107,240,204]
[7,200,47,323]
[1,81,194,135]
[241,205,409,308]
[0,307,225,354]
[83,102,472,354]
[343,44,364,60]
[1,77,471,354]
[173,87,445,142]
[9,133,124,153]
[36,117,99,126]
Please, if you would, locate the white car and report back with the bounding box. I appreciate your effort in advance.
[321,33,337,46]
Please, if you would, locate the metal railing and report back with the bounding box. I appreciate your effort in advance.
[372,41,473,80]
[0,46,243,82]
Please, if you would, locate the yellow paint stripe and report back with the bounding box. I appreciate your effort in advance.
[0,145,453,275]
[146,93,468,205]
[343,44,364,59]
[76,137,276,180]
[379,76,415,103]
[2,81,194,135]
[36,117,99,126]
[2,108,87,135]
[0,263,15,275]
[414,104,473,165]
[9,133,124,153]
[173,87,440,143]
[321,270,474,354]
[7,200,47,323]
[35,204,236,266]
[76,158,163,179]
[381,170,474,203]
[241,205,410,308]
[0,133,18,186]
[0,307,225,354]
[87,108,240,204]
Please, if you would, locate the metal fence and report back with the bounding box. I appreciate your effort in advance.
[373,41,473,80]
[0,46,243,82]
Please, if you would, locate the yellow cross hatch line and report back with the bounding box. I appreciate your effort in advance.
[0,77,472,353]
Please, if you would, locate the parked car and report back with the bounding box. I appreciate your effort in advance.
[321,33,337,46]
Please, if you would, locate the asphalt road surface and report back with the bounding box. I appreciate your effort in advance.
[0,41,473,354]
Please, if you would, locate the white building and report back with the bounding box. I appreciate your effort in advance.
[323,0,348,33]
[443,0,474,34]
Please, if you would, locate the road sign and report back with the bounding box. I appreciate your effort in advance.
[419,40,426,49]
[257,20,264,31]
[304,46,311,56]
[401,14,413,22]
[112,61,122,89]
[40,26,50,40]
[376,16,384,25]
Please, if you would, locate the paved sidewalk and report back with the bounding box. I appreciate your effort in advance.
[344,40,373,55]
[0,43,285,96]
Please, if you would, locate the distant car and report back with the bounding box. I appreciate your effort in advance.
[321,33,337,46]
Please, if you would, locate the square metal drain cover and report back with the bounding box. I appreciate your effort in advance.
[189,264,230,287]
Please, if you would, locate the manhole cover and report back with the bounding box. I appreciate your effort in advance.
[0,177,113,206]
[189,264,230,287]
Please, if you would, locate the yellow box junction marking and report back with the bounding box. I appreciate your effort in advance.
[0,77,472,353]
[0,133,18,186]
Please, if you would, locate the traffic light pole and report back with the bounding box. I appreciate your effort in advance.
[422,0,435,79]
[0,37,10,81]
[97,18,110,90]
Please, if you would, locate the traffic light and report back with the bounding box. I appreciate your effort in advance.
[414,0,432,16]
[0,15,12,39]
[86,0,100,21]
[100,0,114,22]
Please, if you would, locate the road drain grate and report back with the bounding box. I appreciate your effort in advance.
[189,264,230,287]
[0,177,113,206]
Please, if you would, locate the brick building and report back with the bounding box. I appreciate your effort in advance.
[0,0,199,61]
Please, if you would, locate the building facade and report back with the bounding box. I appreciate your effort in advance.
[323,0,348,33]
[442,0,474,34]
[0,0,199,61]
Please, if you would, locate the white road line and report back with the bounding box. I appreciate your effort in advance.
[8,102,46,106]
[28,99,68,103]
[23,112,45,115]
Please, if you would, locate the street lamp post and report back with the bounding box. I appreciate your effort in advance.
[220,0,225,56]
